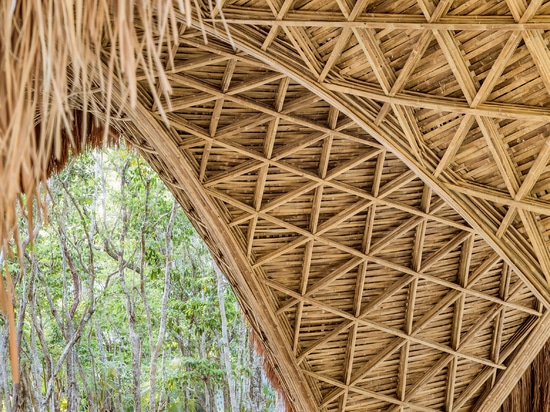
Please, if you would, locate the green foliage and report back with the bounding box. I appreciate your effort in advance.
[0,147,277,411]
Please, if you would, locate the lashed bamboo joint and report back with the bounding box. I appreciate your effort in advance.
[2,0,550,411]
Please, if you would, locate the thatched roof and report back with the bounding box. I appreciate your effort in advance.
[3,0,550,411]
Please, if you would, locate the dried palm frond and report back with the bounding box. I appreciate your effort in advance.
[0,0,195,386]
[250,328,289,411]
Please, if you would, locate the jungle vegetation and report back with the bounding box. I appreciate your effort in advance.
[0,148,278,412]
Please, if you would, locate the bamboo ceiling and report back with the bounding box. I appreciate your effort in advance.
[106,0,550,410]
[10,0,550,411]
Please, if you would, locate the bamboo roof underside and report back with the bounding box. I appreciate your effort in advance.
[33,0,550,410]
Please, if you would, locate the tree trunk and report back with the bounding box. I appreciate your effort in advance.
[237,322,250,410]
[140,180,154,351]
[250,342,265,412]
[199,333,213,412]
[65,322,79,412]
[215,265,239,412]
[149,201,176,412]
[0,330,12,412]
[63,248,80,412]
[122,161,142,411]
[26,251,47,411]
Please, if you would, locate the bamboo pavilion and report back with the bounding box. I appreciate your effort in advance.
[2,0,550,410]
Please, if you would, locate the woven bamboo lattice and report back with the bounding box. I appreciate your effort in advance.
[9,0,550,411]
[97,0,550,411]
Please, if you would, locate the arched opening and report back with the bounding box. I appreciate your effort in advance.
[0,147,282,411]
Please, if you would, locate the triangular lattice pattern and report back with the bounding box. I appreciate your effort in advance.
[104,1,550,410]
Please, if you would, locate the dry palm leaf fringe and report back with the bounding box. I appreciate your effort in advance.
[0,0,194,387]
[249,328,289,411]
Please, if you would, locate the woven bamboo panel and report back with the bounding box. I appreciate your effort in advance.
[103,1,550,410]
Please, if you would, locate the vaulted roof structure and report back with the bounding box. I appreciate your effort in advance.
[110,1,550,411]
[5,0,550,410]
